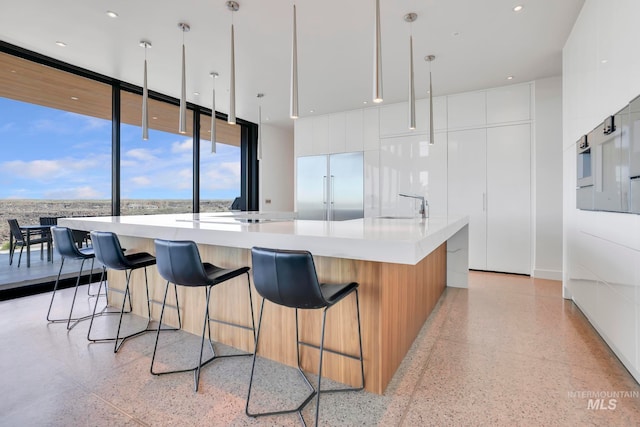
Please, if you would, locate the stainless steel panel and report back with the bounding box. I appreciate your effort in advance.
[576,185,594,210]
[329,152,364,220]
[630,178,640,213]
[629,96,640,179]
[296,155,328,220]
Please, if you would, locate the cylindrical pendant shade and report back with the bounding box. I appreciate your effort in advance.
[142,58,149,140]
[290,4,299,119]
[429,71,434,145]
[228,24,236,125]
[409,35,415,130]
[211,86,217,153]
[179,44,187,134]
[373,0,383,103]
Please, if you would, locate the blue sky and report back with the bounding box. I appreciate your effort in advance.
[0,97,240,200]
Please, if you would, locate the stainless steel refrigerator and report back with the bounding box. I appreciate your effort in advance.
[296,152,364,220]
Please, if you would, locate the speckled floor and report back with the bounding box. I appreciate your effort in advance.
[1,271,639,426]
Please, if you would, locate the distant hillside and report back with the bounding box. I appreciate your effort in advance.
[1,199,232,247]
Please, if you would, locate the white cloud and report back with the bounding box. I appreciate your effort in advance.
[202,161,241,191]
[0,122,15,132]
[3,159,64,179]
[172,138,193,153]
[130,176,152,187]
[43,186,103,199]
[124,148,159,163]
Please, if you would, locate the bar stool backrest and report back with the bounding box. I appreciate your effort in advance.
[90,231,129,270]
[251,247,327,309]
[52,227,87,259]
[154,239,212,287]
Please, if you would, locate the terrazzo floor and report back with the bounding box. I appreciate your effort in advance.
[1,271,639,426]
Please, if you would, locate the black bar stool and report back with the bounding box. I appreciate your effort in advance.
[46,226,98,329]
[151,239,256,392]
[87,231,180,353]
[246,247,365,426]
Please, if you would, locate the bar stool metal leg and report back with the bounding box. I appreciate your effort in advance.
[151,271,255,392]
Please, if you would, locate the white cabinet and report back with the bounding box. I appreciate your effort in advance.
[364,150,380,217]
[328,113,346,153]
[312,115,329,155]
[447,91,486,129]
[363,107,380,151]
[448,124,531,274]
[486,124,531,274]
[345,110,364,152]
[486,84,531,124]
[294,118,313,157]
[380,103,409,137]
[448,129,488,269]
[379,133,447,217]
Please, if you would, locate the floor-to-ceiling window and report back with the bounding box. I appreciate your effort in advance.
[0,43,259,252]
[199,113,242,212]
[0,51,111,250]
[119,91,194,215]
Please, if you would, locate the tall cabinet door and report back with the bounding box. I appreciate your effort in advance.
[448,129,488,270]
[486,124,531,274]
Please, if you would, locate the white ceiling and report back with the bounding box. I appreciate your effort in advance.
[0,0,584,129]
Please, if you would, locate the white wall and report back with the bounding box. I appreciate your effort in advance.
[258,124,294,212]
[534,76,564,279]
[563,0,640,383]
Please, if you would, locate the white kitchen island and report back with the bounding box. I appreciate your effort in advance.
[60,212,468,394]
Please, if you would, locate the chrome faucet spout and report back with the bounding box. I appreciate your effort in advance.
[399,193,428,218]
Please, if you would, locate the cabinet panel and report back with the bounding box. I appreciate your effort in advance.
[328,113,346,154]
[447,91,486,129]
[486,124,531,274]
[346,109,364,152]
[486,84,531,124]
[380,103,410,137]
[447,129,487,270]
[433,96,448,131]
[294,117,313,157]
[312,115,329,155]
[426,132,448,216]
[380,134,434,217]
[363,107,380,151]
[364,150,380,218]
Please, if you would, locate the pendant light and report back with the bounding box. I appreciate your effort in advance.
[227,1,239,125]
[404,13,417,130]
[290,2,299,119]
[257,93,264,160]
[210,72,219,153]
[425,55,436,145]
[178,22,190,134]
[373,0,383,103]
[139,40,151,140]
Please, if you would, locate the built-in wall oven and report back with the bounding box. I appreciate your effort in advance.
[576,134,594,210]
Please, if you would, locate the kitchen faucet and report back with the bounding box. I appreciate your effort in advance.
[399,193,428,219]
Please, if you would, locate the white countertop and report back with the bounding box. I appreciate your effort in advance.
[59,212,468,265]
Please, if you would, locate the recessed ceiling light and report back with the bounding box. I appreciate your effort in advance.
[601,59,608,64]
[363,101,368,105]
[513,5,523,12]
[55,41,67,47]
[106,11,119,18]
[507,76,514,80]
[10,70,16,73]
[309,109,315,113]
[70,96,79,100]
[265,117,270,121]
[152,116,158,120]
[193,92,200,96]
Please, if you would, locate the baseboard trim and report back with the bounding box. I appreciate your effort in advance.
[533,269,562,281]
